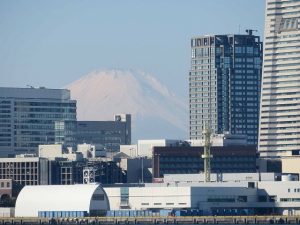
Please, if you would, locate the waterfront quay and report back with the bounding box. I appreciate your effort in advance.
[0,216,299,225]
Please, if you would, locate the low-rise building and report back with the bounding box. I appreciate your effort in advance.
[15,184,109,217]
[103,174,300,216]
[76,114,131,153]
[153,145,257,179]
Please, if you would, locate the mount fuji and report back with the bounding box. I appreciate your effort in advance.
[66,69,188,142]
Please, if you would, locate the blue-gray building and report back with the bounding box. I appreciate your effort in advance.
[189,32,263,145]
[0,87,76,156]
[76,114,131,152]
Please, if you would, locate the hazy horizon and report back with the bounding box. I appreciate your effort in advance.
[0,0,265,97]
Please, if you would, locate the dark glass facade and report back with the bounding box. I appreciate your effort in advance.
[153,146,257,178]
[76,114,131,152]
[189,33,263,145]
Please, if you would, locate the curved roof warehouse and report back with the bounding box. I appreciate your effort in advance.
[15,184,109,217]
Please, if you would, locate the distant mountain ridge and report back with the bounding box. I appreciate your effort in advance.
[66,69,188,141]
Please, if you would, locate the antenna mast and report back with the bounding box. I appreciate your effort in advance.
[202,125,213,182]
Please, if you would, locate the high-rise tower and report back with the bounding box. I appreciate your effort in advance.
[189,33,263,145]
[259,0,300,157]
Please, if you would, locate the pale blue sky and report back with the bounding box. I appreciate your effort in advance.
[0,0,265,96]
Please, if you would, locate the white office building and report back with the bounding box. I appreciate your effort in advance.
[259,0,300,157]
[103,178,300,216]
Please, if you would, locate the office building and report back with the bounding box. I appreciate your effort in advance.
[189,33,263,145]
[76,114,131,152]
[259,0,300,157]
[152,145,257,179]
[0,154,125,186]
[0,156,50,186]
[0,87,76,156]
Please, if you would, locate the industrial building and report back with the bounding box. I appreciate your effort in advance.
[10,173,300,217]
[189,32,263,145]
[0,156,48,186]
[152,145,257,179]
[103,173,300,216]
[0,87,77,157]
[0,145,126,186]
[76,114,131,153]
[15,184,109,217]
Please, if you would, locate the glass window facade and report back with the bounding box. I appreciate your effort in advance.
[0,88,76,156]
[189,34,263,145]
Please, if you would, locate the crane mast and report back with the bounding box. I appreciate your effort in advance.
[202,126,213,182]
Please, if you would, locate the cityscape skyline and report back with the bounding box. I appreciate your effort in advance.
[0,0,265,97]
[2,0,300,220]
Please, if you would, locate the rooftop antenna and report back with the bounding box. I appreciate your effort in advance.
[202,124,213,182]
[245,29,258,36]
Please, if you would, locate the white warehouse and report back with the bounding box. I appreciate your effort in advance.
[14,174,300,217]
[15,184,109,217]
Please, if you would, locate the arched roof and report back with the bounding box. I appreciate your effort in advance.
[15,183,108,217]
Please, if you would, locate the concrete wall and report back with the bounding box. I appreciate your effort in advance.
[281,157,300,176]
[0,208,14,217]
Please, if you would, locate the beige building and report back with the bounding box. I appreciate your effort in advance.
[259,0,300,157]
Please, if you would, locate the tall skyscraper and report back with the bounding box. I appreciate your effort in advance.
[189,33,263,145]
[259,0,300,157]
[0,87,76,157]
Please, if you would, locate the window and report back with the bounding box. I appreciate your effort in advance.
[207,196,235,202]
[269,196,277,202]
[258,195,267,202]
[279,18,298,32]
[237,196,247,202]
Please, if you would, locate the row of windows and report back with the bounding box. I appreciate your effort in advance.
[0,115,11,118]
[15,102,76,107]
[15,113,76,119]
[263,86,300,91]
[267,11,300,17]
[235,64,256,69]
[189,74,217,79]
[262,102,300,108]
[265,62,300,68]
[261,91,299,97]
[141,202,186,206]
[190,69,215,75]
[0,110,11,113]
[261,108,300,114]
[0,105,11,109]
[260,144,300,149]
[235,47,259,55]
[15,107,76,113]
[263,80,300,85]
